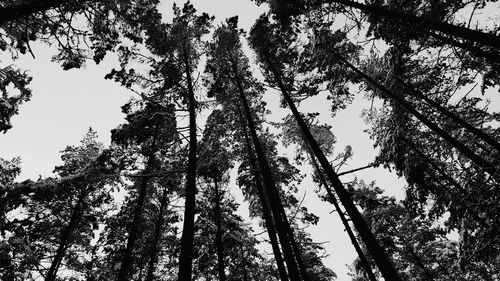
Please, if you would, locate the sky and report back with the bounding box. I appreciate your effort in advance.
[0,1,412,280]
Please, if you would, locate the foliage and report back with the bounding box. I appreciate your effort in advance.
[2,0,500,280]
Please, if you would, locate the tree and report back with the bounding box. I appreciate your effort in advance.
[205,17,311,280]
[148,5,213,280]
[110,99,177,281]
[281,115,377,281]
[3,1,500,280]
[249,14,401,281]
[348,180,500,280]
[0,0,163,131]
[0,129,120,280]
[105,3,213,279]
[258,0,500,50]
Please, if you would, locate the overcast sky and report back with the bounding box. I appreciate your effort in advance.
[0,1,416,279]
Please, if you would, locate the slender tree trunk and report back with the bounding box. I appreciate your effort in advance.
[427,31,500,63]
[0,0,82,26]
[177,53,198,281]
[240,117,289,281]
[327,0,500,49]
[231,65,303,281]
[264,56,402,281]
[145,184,170,281]
[308,150,378,281]
[117,133,158,281]
[333,54,499,181]
[279,209,310,281]
[213,175,226,281]
[45,189,86,281]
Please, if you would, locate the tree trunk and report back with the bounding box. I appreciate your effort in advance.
[240,117,289,281]
[145,184,170,281]
[213,175,226,281]
[265,56,402,281]
[427,31,500,63]
[279,209,310,281]
[116,135,158,281]
[0,0,82,26]
[45,189,86,281]
[334,54,499,181]
[328,0,500,49]
[177,52,198,281]
[232,65,303,281]
[308,151,377,281]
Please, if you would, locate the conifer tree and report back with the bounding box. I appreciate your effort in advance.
[0,129,120,280]
[205,17,309,280]
[249,15,401,281]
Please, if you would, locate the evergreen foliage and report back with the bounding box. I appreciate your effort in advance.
[1,0,500,280]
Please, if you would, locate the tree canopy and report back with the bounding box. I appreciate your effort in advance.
[1,0,499,280]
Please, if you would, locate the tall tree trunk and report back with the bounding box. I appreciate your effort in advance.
[177,53,198,281]
[213,174,226,281]
[333,54,499,181]
[308,150,377,281]
[240,117,289,281]
[264,56,402,281]
[145,184,170,281]
[327,0,500,49]
[279,209,310,281]
[0,0,81,26]
[45,188,87,281]
[427,31,500,63]
[231,65,303,281]
[116,132,158,281]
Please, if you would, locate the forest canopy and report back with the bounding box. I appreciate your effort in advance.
[0,0,499,280]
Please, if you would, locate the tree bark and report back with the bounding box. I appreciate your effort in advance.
[145,184,170,281]
[177,51,198,281]
[427,31,500,63]
[240,117,289,281]
[116,134,158,281]
[45,188,86,281]
[264,55,402,281]
[327,0,500,49]
[213,175,226,281]
[279,209,310,281]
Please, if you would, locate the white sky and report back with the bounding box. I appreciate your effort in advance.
[0,1,413,280]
